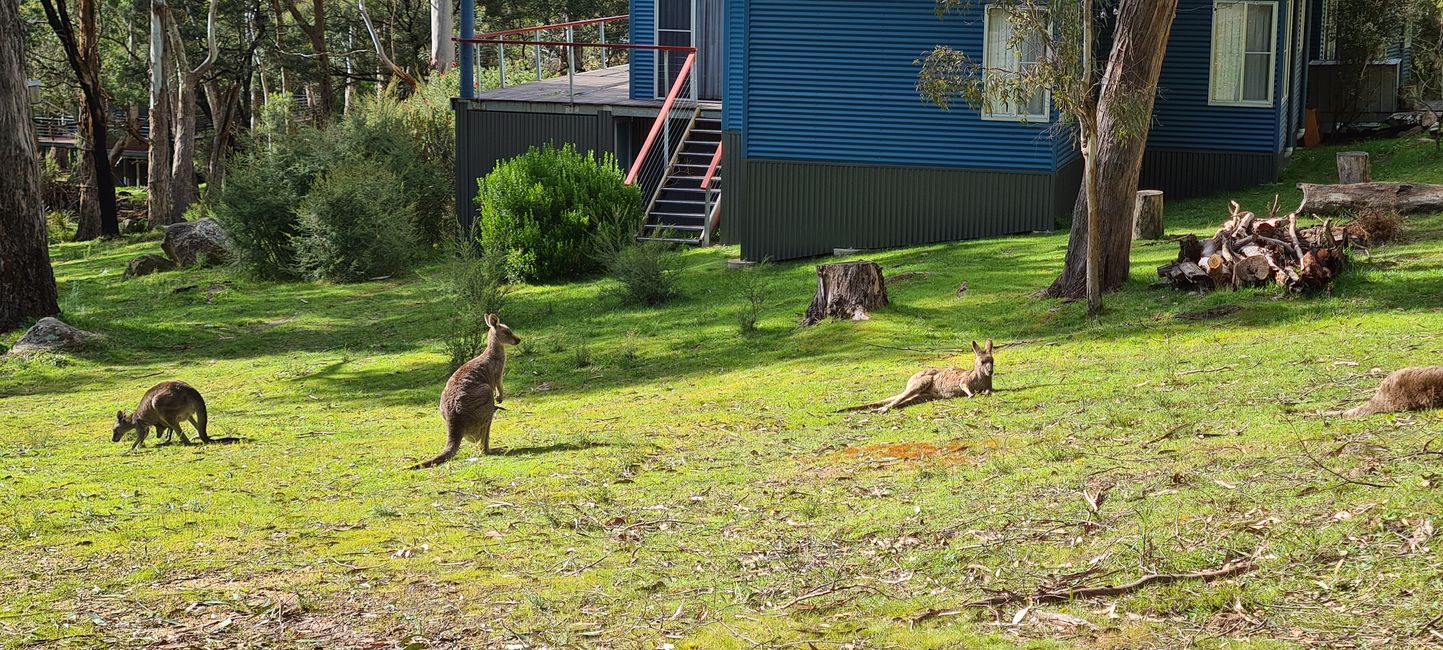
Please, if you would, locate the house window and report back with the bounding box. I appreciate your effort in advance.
[982,5,1048,121]
[1210,1,1277,106]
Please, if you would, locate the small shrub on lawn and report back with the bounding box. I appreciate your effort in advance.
[214,128,336,279]
[292,161,418,282]
[572,343,593,369]
[605,241,681,306]
[476,144,644,282]
[446,242,512,369]
[732,261,771,333]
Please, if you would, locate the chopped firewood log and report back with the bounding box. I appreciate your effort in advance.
[1299,182,1443,216]
[1231,255,1272,288]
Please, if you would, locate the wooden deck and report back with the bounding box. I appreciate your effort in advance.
[465,65,720,116]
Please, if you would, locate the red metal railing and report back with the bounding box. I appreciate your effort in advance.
[625,51,697,187]
[457,15,640,97]
[700,141,723,190]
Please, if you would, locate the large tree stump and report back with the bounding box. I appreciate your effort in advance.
[1132,190,1165,240]
[1337,151,1372,184]
[1299,182,1443,216]
[800,261,889,327]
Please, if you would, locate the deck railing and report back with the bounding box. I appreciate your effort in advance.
[624,51,698,218]
[458,16,631,99]
[699,140,723,245]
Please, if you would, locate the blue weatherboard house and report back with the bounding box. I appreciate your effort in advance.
[453,0,1389,262]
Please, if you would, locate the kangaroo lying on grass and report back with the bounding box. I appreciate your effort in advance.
[113,381,211,450]
[843,340,995,413]
[412,313,521,469]
[1343,366,1443,418]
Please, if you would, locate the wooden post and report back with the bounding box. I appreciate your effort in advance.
[1337,151,1371,184]
[1132,190,1165,240]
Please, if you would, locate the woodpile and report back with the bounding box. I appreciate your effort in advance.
[1156,196,1349,294]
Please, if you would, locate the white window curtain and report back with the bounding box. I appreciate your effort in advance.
[983,6,1048,120]
[1211,1,1277,105]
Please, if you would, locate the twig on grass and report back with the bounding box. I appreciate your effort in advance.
[966,559,1255,607]
[1301,443,1395,489]
[773,583,884,610]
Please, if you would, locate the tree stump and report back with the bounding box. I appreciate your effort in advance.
[1132,190,1165,240]
[800,261,889,327]
[1337,151,1371,184]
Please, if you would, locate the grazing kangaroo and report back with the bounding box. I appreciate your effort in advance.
[412,313,521,469]
[113,381,211,450]
[1343,366,1443,418]
[843,340,995,413]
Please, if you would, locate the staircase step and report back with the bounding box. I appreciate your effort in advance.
[643,223,705,231]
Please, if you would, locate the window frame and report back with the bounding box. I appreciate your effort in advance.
[980,4,1051,123]
[1209,0,1279,108]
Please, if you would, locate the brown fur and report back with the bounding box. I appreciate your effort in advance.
[1343,366,1443,418]
[412,313,521,469]
[844,340,996,413]
[113,381,210,450]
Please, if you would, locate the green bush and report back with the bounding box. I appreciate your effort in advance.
[214,129,337,279]
[292,161,418,282]
[445,243,512,369]
[476,144,644,282]
[606,241,681,306]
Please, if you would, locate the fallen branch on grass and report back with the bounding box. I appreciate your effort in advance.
[966,559,1255,607]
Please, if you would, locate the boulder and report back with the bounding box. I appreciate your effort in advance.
[124,253,177,279]
[7,317,100,356]
[162,218,230,267]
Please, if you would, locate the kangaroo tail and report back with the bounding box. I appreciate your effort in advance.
[1341,401,1377,419]
[196,394,210,441]
[411,428,463,470]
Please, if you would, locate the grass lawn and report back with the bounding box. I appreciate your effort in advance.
[4,136,1443,649]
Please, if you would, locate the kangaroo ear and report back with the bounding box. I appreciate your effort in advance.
[986,339,994,353]
[116,410,125,422]
[971,340,982,354]
[485,313,499,327]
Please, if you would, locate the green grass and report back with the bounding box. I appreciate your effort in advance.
[5,136,1443,649]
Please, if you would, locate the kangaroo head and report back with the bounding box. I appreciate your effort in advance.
[971,340,995,377]
[112,410,136,442]
[486,313,521,346]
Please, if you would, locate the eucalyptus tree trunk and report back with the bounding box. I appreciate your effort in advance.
[40,0,119,239]
[148,0,174,228]
[1046,0,1178,301]
[162,0,217,222]
[203,81,241,198]
[430,0,454,71]
[286,0,334,120]
[1,0,61,331]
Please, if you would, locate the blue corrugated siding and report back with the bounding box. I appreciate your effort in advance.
[723,0,746,131]
[743,0,1061,171]
[630,0,655,101]
[1148,0,1287,154]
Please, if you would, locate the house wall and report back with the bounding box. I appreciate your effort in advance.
[630,0,656,101]
[740,0,1064,171]
[1141,0,1309,197]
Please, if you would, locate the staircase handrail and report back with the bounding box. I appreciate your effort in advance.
[625,50,697,187]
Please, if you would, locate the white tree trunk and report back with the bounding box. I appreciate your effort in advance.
[430,0,454,71]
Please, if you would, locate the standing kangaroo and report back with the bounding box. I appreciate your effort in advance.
[113,381,211,450]
[412,313,521,469]
[1343,366,1443,418]
[844,340,995,413]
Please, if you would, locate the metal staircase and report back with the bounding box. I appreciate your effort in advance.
[640,116,722,245]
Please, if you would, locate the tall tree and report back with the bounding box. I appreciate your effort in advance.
[286,0,334,120]
[430,0,453,71]
[1,0,61,331]
[148,0,175,229]
[40,0,120,239]
[920,0,1177,314]
[162,0,218,222]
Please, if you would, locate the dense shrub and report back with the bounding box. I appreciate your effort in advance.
[292,161,418,282]
[216,78,457,280]
[605,241,681,306]
[477,144,644,282]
